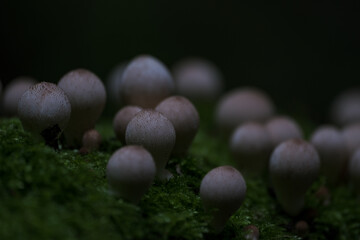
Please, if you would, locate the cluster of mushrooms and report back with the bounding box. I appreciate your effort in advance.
[2,54,360,236]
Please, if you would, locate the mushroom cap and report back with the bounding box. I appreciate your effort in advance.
[120,55,174,108]
[106,62,127,107]
[349,148,360,195]
[113,105,142,144]
[200,166,246,232]
[106,145,156,203]
[342,123,360,157]
[269,139,320,216]
[155,96,199,156]
[331,88,360,126]
[58,69,106,146]
[82,129,102,151]
[265,116,303,148]
[230,122,272,176]
[17,82,71,135]
[2,77,37,116]
[310,125,347,185]
[215,87,274,136]
[125,110,176,175]
[172,58,223,101]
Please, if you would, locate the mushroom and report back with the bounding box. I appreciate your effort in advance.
[113,105,142,144]
[106,145,156,203]
[200,166,246,232]
[155,96,199,156]
[295,220,309,237]
[17,82,71,148]
[106,62,127,108]
[120,55,174,108]
[243,225,260,240]
[265,116,303,148]
[342,123,360,158]
[172,58,223,102]
[310,125,347,185]
[269,139,320,216]
[1,76,37,116]
[125,109,176,180]
[330,88,360,126]
[82,129,102,151]
[58,69,106,147]
[215,87,274,137]
[230,122,272,176]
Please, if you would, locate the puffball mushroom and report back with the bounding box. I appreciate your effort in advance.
[113,105,142,144]
[120,55,174,108]
[310,126,347,185]
[125,110,176,180]
[331,88,360,126]
[82,129,102,151]
[172,58,223,102]
[2,77,37,116]
[230,122,272,176]
[17,82,71,148]
[58,69,106,147]
[269,139,320,216]
[342,123,360,157]
[265,116,303,148]
[106,145,156,203]
[200,166,246,232]
[106,62,127,107]
[215,87,274,137]
[155,96,199,156]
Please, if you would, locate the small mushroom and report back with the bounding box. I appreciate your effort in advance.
[172,58,223,102]
[106,62,127,107]
[342,123,360,157]
[17,82,71,148]
[265,116,303,148]
[113,105,142,144]
[310,126,347,185]
[348,148,360,195]
[1,77,37,116]
[269,139,320,216]
[330,88,360,126]
[199,166,246,232]
[58,69,106,147]
[230,122,272,176]
[106,145,156,203]
[125,110,176,180]
[155,96,199,156]
[215,87,274,137]
[82,129,102,151]
[120,55,174,108]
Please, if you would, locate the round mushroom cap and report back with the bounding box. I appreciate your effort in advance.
[125,110,176,175]
[120,55,174,108]
[18,82,71,136]
[155,96,199,156]
[106,62,127,107]
[331,88,360,126]
[269,139,320,216]
[172,58,223,102]
[106,145,156,203]
[265,116,303,148]
[2,77,37,116]
[82,129,102,151]
[215,88,275,136]
[310,125,347,185]
[230,122,272,176]
[58,69,106,146]
[200,166,246,232]
[342,123,360,157]
[113,105,142,144]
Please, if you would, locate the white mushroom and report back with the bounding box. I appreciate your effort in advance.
[120,55,174,108]
[58,69,106,147]
[342,123,360,158]
[155,96,199,156]
[113,105,142,144]
[200,166,246,232]
[269,139,320,216]
[331,88,360,126]
[106,145,156,203]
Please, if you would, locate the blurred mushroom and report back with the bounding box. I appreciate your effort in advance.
[113,105,142,144]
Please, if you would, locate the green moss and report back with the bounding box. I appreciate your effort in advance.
[1,118,360,239]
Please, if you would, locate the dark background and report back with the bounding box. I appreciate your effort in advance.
[1,0,359,123]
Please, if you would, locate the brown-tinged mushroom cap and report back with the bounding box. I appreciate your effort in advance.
[269,139,320,216]
[200,166,246,232]
[106,145,156,204]
[113,105,142,144]
[58,69,106,147]
[120,55,174,108]
[82,129,102,151]
[155,96,199,156]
